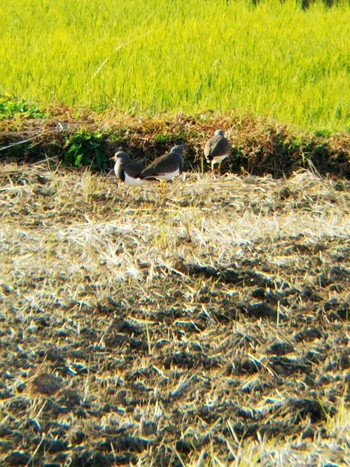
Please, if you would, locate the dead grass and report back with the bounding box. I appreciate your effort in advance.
[1,160,350,466]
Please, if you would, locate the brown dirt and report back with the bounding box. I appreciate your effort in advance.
[0,160,350,466]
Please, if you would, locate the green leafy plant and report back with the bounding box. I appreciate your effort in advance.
[154,133,174,144]
[313,129,331,138]
[64,130,108,171]
[0,95,49,119]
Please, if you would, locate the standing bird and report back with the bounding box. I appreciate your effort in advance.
[139,144,185,200]
[139,144,185,182]
[204,129,231,172]
[113,151,152,187]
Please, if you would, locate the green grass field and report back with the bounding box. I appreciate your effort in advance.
[1,0,350,132]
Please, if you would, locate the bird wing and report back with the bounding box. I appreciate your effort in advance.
[125,160,145,178]
[140,152,182,178]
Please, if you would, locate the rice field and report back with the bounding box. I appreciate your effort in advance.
[1,0,350,132]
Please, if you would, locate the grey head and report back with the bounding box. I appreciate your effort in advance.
[170,144,185,155]
[114,150,131,164]
[113,150,145,182]
[169,144,185,169]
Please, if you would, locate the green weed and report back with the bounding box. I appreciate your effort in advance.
[0,95,49,120]
[64,131,108,171]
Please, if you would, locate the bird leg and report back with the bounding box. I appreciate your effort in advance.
[211,158,225,175]
[211,160,219,176]
[161,180,167,202]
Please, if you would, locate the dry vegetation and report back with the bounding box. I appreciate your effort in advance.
[1,159,350,466]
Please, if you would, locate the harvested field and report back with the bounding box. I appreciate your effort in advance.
[1,161,350,466]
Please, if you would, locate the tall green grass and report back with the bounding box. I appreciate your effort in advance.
[1,0,350,131]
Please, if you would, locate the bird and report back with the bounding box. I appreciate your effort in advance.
[139,144,185,182]
[139,144,185,200]
[204,129,231,172]
[113,151,153,187]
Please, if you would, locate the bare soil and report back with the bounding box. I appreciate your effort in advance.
[0,160,350,466]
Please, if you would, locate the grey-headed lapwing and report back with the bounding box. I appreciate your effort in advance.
[204,129,230,172]
[139,144,185,182]
[113,151,151,187]
[139,144,185,199]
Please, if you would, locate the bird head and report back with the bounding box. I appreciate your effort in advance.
[113,151,130,162]
[170,144,185,155]
[214,129,225,137]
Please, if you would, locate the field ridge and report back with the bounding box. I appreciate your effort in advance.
[1,109,350,178]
